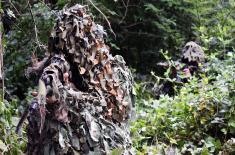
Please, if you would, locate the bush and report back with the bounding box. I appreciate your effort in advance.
[0,99,27,154]
[131,52,235,154]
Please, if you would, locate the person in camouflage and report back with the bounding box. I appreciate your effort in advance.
[154,41,205,98]
[26,4,134,155]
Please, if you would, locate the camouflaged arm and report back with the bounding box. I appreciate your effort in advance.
[26,55,71,154]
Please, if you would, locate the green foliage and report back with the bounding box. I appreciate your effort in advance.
[0,99,27,154]
[4,2,55,99]
[131,53,235,154]
[94,0,196,72]
[189,0,235,53]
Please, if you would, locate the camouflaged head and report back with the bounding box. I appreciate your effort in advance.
[49,4,108,68]
[182,41,205,64]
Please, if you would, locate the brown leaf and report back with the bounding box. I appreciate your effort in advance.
[116,88,123,102]
[109,89,117,96]
[97,73,104,81]
[79,67,86,74]
[105,62,112,75]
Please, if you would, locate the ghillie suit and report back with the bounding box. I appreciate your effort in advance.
[153,41,205,98]
[181,41,205,75]
[25,4,134,155]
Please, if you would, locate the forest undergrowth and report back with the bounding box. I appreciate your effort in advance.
[0,0,235,154]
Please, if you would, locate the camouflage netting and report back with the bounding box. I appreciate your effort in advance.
[181,41,205,65]
[26,4,134,155]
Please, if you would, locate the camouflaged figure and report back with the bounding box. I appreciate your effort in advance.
[26,4,134,155]
[180,41,205,77]
[154,41,205,98]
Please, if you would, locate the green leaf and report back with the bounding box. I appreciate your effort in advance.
[170,138,177,145]
[201,147,209,155]
[221,128,227,135]
[111,148,123,155]
[228,121,235,128]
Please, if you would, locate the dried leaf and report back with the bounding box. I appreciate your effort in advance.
[79,67,86,74]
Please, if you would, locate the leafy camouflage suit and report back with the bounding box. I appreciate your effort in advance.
[27,4,134,155]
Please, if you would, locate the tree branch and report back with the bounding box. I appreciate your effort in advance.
[27,1,41,49]
[86,0,116,38]
[119,0,129,24]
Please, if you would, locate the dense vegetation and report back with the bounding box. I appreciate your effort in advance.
[1,0,235,154]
